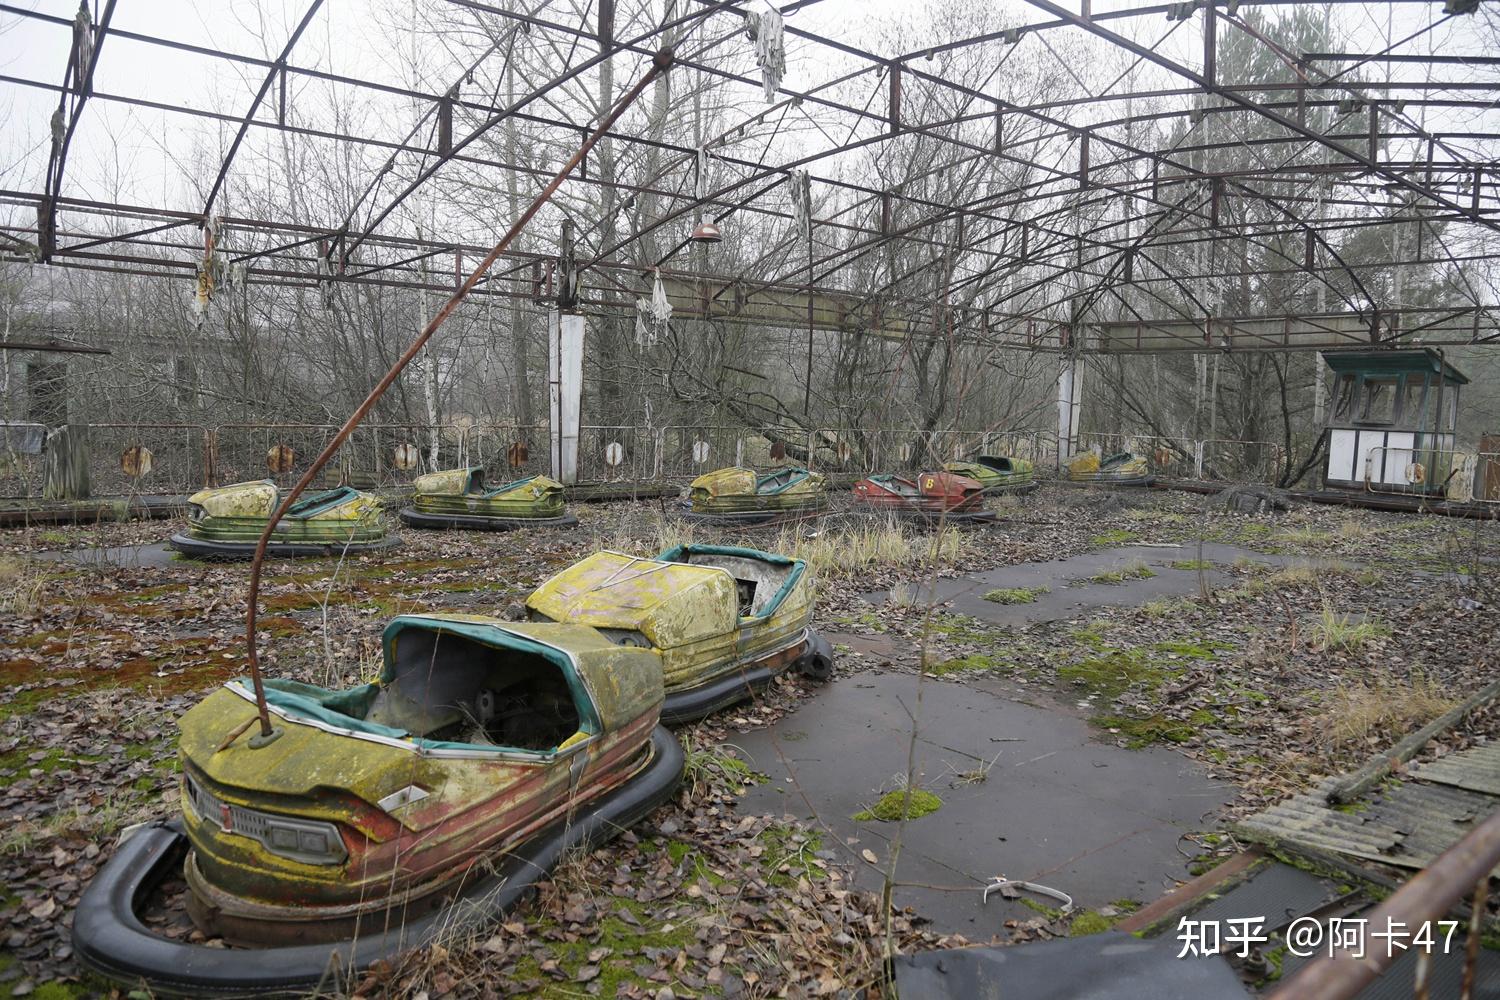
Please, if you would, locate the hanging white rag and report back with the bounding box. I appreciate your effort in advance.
[789,169,812,242]
[635,268,672,348]
[696,147,712,202]
[744,4,785,102]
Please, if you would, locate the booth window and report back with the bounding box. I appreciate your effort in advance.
[1331,373,1356,420]
[1397,376,1423,428]
[1359,377,1396,424]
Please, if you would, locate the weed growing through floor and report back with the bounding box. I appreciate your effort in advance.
[1088,560,1156,585]
[680,736,762,800]
[1310,604,1389,653]
[853,788,943,822]
[1171,559,1212,571]
[982,585,1048,604]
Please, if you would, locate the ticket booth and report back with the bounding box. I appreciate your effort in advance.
[1322,349,1467,497]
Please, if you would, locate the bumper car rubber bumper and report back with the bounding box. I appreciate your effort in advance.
[397,508,579,531]
[167,533,400,561]
[71,726,683,998]
[659,629,834,726]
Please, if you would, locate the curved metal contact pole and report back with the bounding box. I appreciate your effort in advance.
[239,46,676,741]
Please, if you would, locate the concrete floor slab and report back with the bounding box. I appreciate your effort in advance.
[734,671,1230,936]
[867,543,1332,626]
[35,541,179,568]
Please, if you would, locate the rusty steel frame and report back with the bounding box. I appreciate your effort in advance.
[1,1,1498,355]
[1269,808,1500,1000]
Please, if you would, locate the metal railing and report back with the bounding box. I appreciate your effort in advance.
[1360,446,1500,505]
[5,420,1431,498]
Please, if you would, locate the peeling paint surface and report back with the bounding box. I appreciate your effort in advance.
[944,456,1034,490]
[851,472,985,512]
[527,548,815,690]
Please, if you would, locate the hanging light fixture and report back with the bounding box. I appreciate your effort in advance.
[690,220,722,243]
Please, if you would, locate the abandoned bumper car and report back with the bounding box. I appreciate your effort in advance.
[682,465,829,524]
[1064,450,1153,487]
[851,471,996,523]
[399,468,578,531]
[169,480,397,559]
[943,455,1037,494]
[73,614,683,996]
[527,543,834,725]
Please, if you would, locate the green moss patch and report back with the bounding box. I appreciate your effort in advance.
[1058,649,1178,700]
[1171,559,1212,571]
[925,653,1008,677]
[1090,529,1137,546]
[1094,713,1201,748]
[854,788,943,822]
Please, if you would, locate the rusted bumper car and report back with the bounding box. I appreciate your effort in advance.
[682,466,829,525]
[72,615,682,997]
[1065,451,1153,487]
[526,543,834,725]
[851,471,996,523]
[399,468,578,531]
[944,456,1037,495]
[169,480,397,560]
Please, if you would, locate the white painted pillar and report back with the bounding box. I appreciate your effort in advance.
[1056,354,1078,468]
[548,310,585,484]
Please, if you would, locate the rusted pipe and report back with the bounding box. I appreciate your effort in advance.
[1269,808,1500,1000]
[239,46,675,740]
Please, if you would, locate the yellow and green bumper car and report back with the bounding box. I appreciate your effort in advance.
[1065,451,1153,487]
[399,468,578,531]
[72,614,682,996]
[169,480,396,560]
[527,543,834,724]
[684,466,829,524]
[944,456,1037,495]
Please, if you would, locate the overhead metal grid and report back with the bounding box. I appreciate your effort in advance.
[0,0,1497,354]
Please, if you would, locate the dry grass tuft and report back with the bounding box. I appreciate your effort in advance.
[0,556,48,616]
[1309,673,1455,755]
[773,519,962,577]
[1310,604,1389,654]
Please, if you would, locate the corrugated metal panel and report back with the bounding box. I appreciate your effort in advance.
[1410,742,1500,796]
[1235,777,1497,874]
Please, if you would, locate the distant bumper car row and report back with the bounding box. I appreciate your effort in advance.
[684,466,829,525]
[73,543,832,996]
[168,481,397,560]
[1064,450,1153,487]
[399,468,578,530]
[851,471,997,523]
[943,455,1037,494]
[169,469,579,560]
